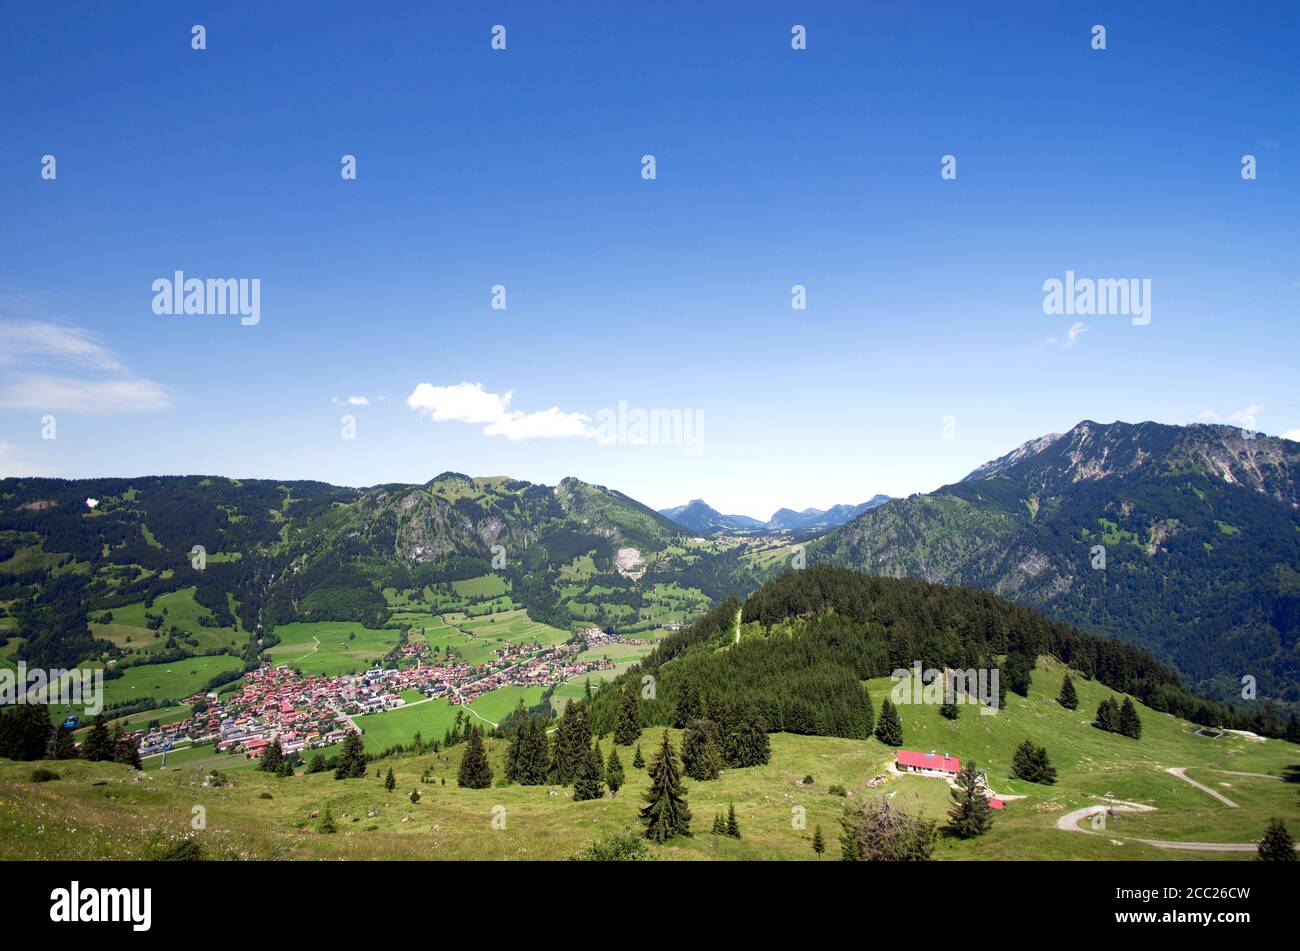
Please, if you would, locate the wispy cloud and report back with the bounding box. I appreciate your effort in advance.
[1198,404,1262,427]
[0,319,170,414]
[406,382,593,441]
[1046,321,1087,349]
[332,395,370,406]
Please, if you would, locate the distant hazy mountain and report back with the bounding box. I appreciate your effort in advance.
[659,495,893,534]
[657,500,765,534]
[767,496,894,532]
[811,420,1300,707]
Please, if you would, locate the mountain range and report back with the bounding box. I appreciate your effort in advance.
[811,420,1300,707]
[2,419,1297,712]
[658,495,893,534]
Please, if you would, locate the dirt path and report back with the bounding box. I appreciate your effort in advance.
[1056,797,1298,853]
[1167,766,1238,807]
[289,636,321,663]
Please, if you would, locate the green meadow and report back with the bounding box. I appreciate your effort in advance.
[264,621,401,676]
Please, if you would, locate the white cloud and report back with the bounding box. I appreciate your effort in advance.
[406,382,593,441]
[1198,404,1262,427]
[0,319,170,414]
[332,395,370,406]
[0,320,126,372]
[407,382,513,423]
[1046,321,1087,349]
[484,407,595,441]
[1280,429,1300,442]
[0,373,171,414]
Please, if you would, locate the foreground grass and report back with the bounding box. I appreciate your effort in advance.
[3,658,1297,860]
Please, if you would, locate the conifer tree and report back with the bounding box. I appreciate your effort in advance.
[632,744,645,769]
[673,679,701,729]
[1118,697,1143,739]
[725,803,740,839]
[614,681,641,746]
[1256,818,1296,861]
[728,709,772,767]
[947,762,994,838]
[573,740,605,801]
[551,700,592,785]
[1058,674,1079,710]
[711,813,726,835]
[334,732,367,780]
[605,745,625,796]
[875,698,903,746]
[384,766,396,791]
[681,720,723,781]
[112,726,141,770]
[319,805,336,834]
[1285,713,1300,744]
[939,698,960,721]
[812,825,826,858]
[641,731,691,842]
[1011,739,1057,784]
[457,724,494,789]
[259,739,284,773]
[409,787,421,804]
[51,724,78,760]
[1003,651,1033,697]
[82,713,112,762]
[1093,698,1119,733]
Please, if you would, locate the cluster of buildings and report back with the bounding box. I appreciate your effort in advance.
[128,633,620,759]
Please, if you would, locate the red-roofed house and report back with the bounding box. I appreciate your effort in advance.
[989,798,1006,811]
[896,749,961,778]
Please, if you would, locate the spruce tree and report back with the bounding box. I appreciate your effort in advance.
[673,680,700,729]
[82,713,112,762]
[812,825,826,858]
[573,740,605,801]
[259,739,284,774]
[1256,818,1296,861]
[947,762,994,838]
[725,803,741,839]
[875,698,903,746]
[1118,697,1143,739]
[112,727,141,770]
[51,725,77,760]
[681,720,723,781]
[1093,698,1119,733]
[319,805,336,834]
[614,681,641,746]
[728,709,772,767]
[409,787,421,804]
[641,731,691,842]
[1285,713,1300,744]
[605,745,625,796]
[384,766,396,791]
[457,724,494,789]
[1057,674,1079,711]
[632,744,645,769]
[334,732,367,779]
[1010,739,1057,785]
[939,698,960,721]
[711,813,726,835]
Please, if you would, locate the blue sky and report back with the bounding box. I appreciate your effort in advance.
[1,2,1297,517]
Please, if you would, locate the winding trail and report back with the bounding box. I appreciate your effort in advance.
[1166,766,1238,807]
[289,636,321,664]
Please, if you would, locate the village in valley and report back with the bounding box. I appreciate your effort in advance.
[128,624,640,764]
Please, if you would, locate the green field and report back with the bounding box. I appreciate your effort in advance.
[264,621,401,676]
[3,656,1297,860]
[99,587,243,654]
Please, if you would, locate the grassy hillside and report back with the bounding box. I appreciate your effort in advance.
[3,657,1295,860]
